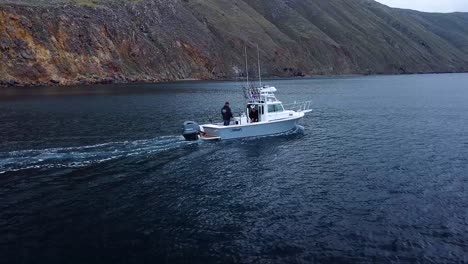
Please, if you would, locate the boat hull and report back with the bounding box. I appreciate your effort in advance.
[201,115,303,140]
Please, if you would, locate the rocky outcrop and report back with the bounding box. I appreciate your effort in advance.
[1,0,468,86]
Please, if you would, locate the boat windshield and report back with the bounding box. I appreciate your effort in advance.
[268,104,284,113]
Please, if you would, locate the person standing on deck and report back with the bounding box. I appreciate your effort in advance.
[221,102,233,126]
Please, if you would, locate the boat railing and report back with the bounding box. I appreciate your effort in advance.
[201,107,245,124]
[283,101,312,112]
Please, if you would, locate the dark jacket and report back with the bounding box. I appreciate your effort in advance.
[221,105,233,120]
[249,109,259,121]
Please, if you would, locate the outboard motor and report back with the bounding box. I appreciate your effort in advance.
[181,121,200,141]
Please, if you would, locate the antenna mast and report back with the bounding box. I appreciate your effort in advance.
[257,44,262,87]
[244,45,249,87]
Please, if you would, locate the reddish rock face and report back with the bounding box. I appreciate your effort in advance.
[0,0,468,86]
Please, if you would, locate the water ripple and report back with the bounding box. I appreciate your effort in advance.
[1,75,468,263]
[0,136,195,174]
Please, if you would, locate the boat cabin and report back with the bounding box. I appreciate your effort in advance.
[243,86,293,123]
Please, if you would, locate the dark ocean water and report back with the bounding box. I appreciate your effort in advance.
[1,74,468,263]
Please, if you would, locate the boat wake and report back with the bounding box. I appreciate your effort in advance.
[0,136,194,174]
[0,125,306,174]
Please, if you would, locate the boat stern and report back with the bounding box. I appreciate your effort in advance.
[181,121,201,141]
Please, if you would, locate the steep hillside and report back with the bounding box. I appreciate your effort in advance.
[1,0,468,86]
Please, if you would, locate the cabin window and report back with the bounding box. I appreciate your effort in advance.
[268,104,284,113]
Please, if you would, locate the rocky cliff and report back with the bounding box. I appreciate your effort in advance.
[1,0,468,86]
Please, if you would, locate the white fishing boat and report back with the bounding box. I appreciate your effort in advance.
[182,85,311,141]
[181,45,311,141]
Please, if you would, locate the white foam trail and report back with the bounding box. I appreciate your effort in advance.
[0,136,195,174]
